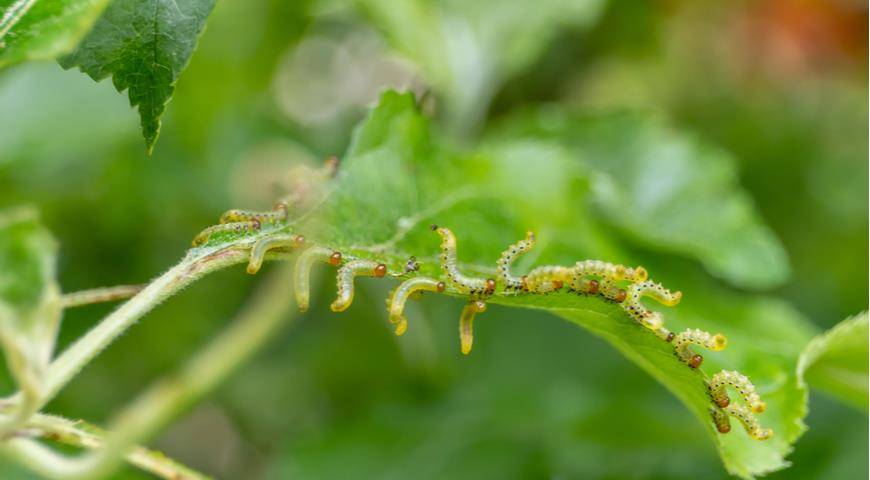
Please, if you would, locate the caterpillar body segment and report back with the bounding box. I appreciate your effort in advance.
[219,201,290,226]
[709,370,767,413]
[724,404,773,440]
[459,300,487,355]
[247,233,306,274]
[496,231,536,290]
[191,220,262,247]
[623,306,664,331]
[294,246,342,312]
[573,260,647,283]
[673,329,727,368]
[711,408,732,434]
[627,280,682,307]
[524,265,572,293]
[571,260,644,302]
[386,277,445,335]
[431,225,496,298]
[655,327,675,343]
[331,260,387,312]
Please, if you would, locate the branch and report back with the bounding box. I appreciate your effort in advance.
[61,285,144,309]
[41,246,292,409]
[20,413,212,480]
[2,261,299,479]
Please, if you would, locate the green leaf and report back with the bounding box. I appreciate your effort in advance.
[798,313,868,411]
[209,91,806,478]
[0,206,61,369]
[0,0,110,68]
[190,91,812,478]
[58,0,217,154]
[487,109,791,290]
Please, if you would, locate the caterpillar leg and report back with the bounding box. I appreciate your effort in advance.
[192,220,262,247]
[247,233,306,274]
[459,300,487,355]
[708,370,767,413]
[330,260,387,312]
[673,329,727,368]
[386,277,445,336]
[496,231,535,291]
[431,225,495,298]
[294,246,342,312]
[724,404,773,440]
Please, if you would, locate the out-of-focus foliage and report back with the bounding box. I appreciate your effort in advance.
[0,0,109,67]
[799,313,869,411]
[0,0,866,479]
[0,207,61,374]
[487,111,790,289]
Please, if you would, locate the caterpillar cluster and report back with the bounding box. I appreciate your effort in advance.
[191,174,772,441]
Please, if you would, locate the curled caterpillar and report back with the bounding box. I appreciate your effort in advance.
[621,280,682,331]
[496,231,535,290]
[626,280,682,307]
[673,329,727,368]
[294,246,342,312]
[432,225,495,298]
[331,260,387,312]
[387,277,445,336]
[459,300,487,355]
[247,233,306,274]
[708,370,767,413]
[721,404,773,440]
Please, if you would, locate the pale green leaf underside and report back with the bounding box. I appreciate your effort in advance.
[0,0,109,68]
[0,206,61,366]
[193,91,814,478]
[58,0,216,154]
[798,312,868,411]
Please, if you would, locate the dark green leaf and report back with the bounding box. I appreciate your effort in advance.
[58,0,216,154]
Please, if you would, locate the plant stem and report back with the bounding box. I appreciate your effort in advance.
[3,261,299,479]
[42,247,257,408]
[61,285,144,309]
[23,413,212,480]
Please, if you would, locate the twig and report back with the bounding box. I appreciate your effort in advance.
[61,286,144,309]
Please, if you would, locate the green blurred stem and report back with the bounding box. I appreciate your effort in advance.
[0,330,41,436]
[20,413,212,480]
[3,260,298,479]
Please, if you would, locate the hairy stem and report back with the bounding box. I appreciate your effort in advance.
[22,413,212,480]
[3,262,299,479]
[61,285,144,309]
[42,246,288,409]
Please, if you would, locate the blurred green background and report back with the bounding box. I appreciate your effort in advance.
[0,0,866,478]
